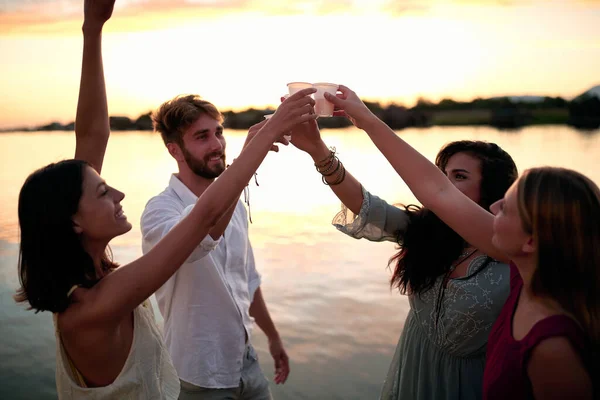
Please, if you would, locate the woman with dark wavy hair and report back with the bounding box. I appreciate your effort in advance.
[13,1,316,398]
[292,125,517,397]
[320,85,596,400]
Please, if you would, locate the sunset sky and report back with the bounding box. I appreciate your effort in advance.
[0,0,599,129]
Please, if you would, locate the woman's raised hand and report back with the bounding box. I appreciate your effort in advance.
[83,0,116,31]
[327,85,375,130]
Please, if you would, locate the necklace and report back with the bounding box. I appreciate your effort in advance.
[436,247,480,322]
[459,247,476,259]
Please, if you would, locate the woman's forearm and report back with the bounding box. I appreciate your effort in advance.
[360,117,452,209]
[357,115,505,262]
[74,27,110,173]
[308,140,364,215]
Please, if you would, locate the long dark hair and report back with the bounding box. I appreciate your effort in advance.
[14,159,116,313]
[390,141,518,295]
[518,167,600,375]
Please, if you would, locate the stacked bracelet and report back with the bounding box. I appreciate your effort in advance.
[314,148,335,169]
[314,147,346,186]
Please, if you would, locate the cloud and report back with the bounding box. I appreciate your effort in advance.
[0,0,251,35]
[0,0,416,18]
[0,0,80,14]
[3,0,600,14]
[1,0,598,35]
[0,0,358,35]
[0,0,337,15]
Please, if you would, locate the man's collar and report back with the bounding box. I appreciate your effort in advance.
[169,174,198,206]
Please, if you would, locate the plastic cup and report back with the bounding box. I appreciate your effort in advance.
[287,82,314,96]
[313,82,338,117]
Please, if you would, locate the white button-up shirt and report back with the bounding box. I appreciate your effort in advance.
[141,174,261,389]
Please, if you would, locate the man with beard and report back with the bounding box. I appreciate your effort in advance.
[141,95,290,400]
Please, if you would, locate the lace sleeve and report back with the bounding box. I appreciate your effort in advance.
[332,186,410,242]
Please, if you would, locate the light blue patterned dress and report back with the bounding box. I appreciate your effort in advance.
[333,188,510,400]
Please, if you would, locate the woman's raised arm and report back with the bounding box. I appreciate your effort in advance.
[325,85,509,263]
[73,0,115,173]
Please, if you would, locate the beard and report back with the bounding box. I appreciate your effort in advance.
[182,146,226,179]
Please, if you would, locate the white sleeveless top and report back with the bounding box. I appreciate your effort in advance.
[53,301,180,399]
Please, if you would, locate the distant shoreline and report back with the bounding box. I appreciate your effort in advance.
[2,92,599,133]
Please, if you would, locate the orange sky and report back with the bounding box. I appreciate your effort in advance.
[0,0,599,129]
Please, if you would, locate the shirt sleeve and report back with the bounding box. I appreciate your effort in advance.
[332,186,410,243]
[141,196,221,262]
[238,203,261,299]
[246,240,261,300]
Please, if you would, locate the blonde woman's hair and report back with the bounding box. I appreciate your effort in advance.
[518,167,600,372]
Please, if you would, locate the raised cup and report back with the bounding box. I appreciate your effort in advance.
[287,82,314,96]
[313,82,338,117]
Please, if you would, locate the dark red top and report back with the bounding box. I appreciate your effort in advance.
[482,263,587,400]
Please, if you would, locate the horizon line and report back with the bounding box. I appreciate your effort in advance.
[3,88,599,132]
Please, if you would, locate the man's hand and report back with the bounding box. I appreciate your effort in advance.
[244,119,289,153]
[83,0,116,32]
[249,288,290,384]
[265,87,317,139]
[269,336,290,384]
[275,95,327,158]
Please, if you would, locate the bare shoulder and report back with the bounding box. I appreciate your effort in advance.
[528,336,592,399]
[56,288,90,335]
[529,296,579,326]
[57,286,115,335]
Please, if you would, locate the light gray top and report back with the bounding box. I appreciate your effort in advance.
[334,187,510,400]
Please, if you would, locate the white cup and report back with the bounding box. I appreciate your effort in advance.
[313,82,338,117]
[287,82,314,96]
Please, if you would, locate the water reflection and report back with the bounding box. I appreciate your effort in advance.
[0,126,599,399]
[1,126,599,244]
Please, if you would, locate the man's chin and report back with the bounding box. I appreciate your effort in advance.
[193,166,224,179]
[213,166,226,177]
[210,160,226,176]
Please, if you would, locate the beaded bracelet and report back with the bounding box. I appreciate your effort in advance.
[318,156,339,176]
[322,161,346,186]
[330,166,346,186]
[314,147,336,169]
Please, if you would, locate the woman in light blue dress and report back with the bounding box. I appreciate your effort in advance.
[291,119,518,399]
